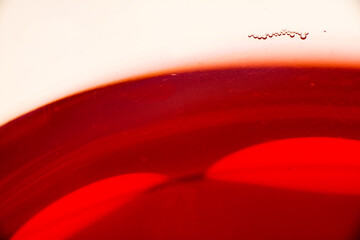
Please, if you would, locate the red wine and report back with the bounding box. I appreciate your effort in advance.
[1,67,360,240]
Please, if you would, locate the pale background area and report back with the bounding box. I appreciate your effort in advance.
[0,0,360,126]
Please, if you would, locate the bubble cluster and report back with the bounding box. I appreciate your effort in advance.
[248,29,309,40]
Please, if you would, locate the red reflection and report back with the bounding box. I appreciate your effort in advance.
[207,137,360,195]
[11,173,167,240]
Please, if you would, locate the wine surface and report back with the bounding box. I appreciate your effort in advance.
[1,67,360,240]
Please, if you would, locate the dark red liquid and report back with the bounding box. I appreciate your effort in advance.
[1,67,360,239]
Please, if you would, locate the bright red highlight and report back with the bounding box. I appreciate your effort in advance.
[207,137,360,195]
[11,173,167,240]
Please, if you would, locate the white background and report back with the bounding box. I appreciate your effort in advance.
[1,0,360,126]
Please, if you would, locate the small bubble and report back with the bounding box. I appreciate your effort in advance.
[300,32,308,40]
[289,32,295,38]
